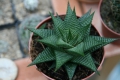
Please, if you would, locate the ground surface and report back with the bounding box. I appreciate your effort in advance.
[0,0,52,60]
[0,0,13,25]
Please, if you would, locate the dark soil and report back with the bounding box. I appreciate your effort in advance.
[100,0,120,34]
[29,16,104,80]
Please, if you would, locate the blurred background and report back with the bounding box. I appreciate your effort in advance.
[0,0,52,60]
[0,0,120,80]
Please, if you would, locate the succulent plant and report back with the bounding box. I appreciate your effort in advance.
[28,3,116,80]
[110,0,120,22]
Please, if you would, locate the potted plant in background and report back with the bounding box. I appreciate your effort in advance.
[99,0,120,37]
[27,2,117,80]
[18,14,46,56]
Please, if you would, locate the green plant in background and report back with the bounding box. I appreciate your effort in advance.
[19,15,45,54]
[110,0,120,22]
[27,3,116,80]
[100,0,120,33]
[110,0,120,28]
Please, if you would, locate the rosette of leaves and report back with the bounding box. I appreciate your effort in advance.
[27,3,116,80]
[110,0,120,22]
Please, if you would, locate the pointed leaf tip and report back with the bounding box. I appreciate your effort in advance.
[28,48,55,67]
[27,28,54,38]
[64,63,77,80]
[55,50,72,71]
[71,53,98,74]
[27,63,34,67]
[57,38,74,48]
[66,42,84,56]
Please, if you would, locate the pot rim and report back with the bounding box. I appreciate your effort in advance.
[98,0,120,36]
[29,15,105,80]
[78,0,100,3]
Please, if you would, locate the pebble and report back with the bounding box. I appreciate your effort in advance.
[0,40,8,53]
[0,58,18,80]
[23,0,39,11]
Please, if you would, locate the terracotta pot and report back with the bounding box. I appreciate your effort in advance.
[98,0,120,37]
[29,15,105,80]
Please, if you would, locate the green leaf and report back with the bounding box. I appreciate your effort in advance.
[93,58,99,65]
[28,48,55,66]
[27,28,54,38]
[84,36,117,53]
[49,62,56,70]
[78,9,91,22]
[84,39,103,53]
[68,34,79,46]
[79,12,94,27]
[71,53,99,74]
[79,12,94,37]
[67,42,84,56]
[54,50,73,71]
[57,38,73,48]
[77,23,91,43]
[64,2,73,22]
[66,29,73,42]
[57,27,67,42]
[37,35,58,48]
[56,13,62,20]
[64,63,77,80]
[38,23,46,29]
[66,11,94,44]
[50,13,66,37]
[65,9,81,36]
